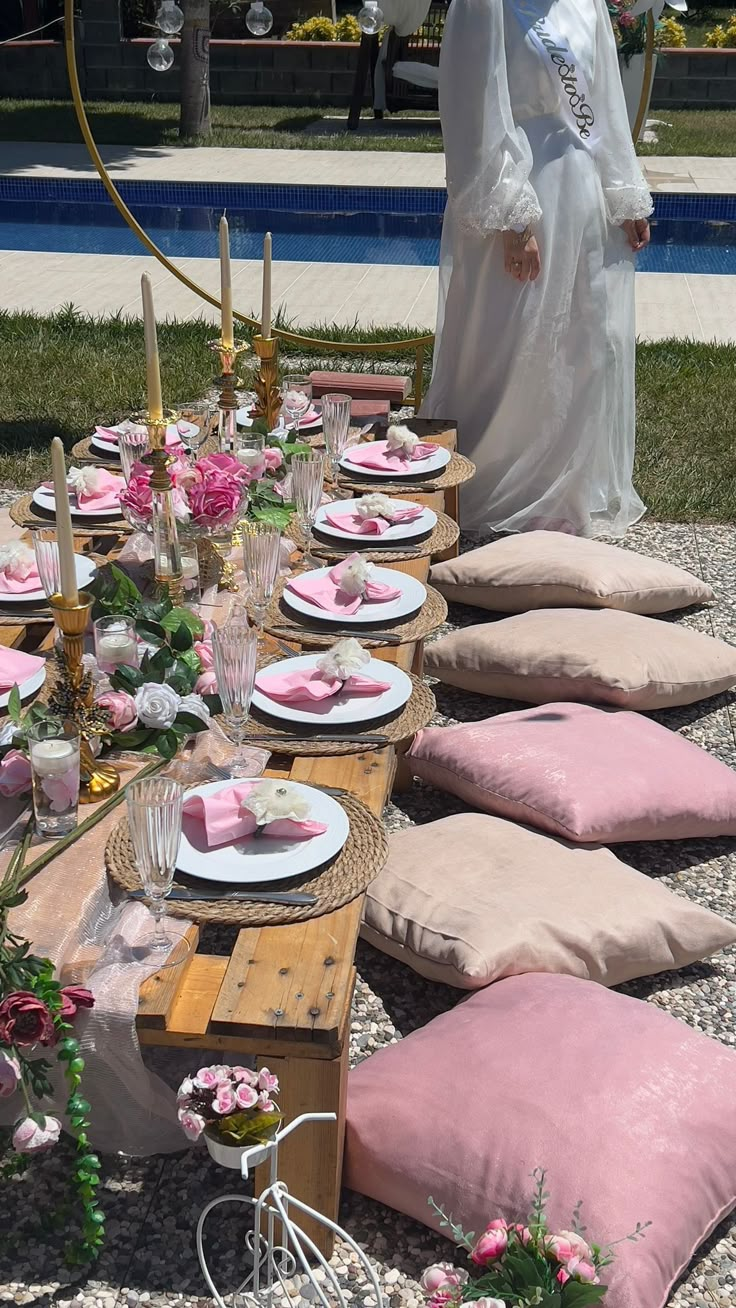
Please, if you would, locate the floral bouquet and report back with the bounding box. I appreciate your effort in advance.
[120,453,249,537]
[607,0,686,61]
[177,1064,282,1147]
[421,1170,650,1307]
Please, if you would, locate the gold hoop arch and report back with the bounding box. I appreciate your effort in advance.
[632,9,656,144]
[62,0,433,406]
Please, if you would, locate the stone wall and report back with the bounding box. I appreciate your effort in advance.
[653,49,736,109]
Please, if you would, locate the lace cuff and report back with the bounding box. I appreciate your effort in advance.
[450,180,542,238]
[605,185,654,226]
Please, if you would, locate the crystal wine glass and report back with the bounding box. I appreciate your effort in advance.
[321,392,352,491]
[211,616,258,777]
[291,452,326,569]
[280,376,312,436]
[126,776,186,960]
[31,528,64,600]
[174,399,214,461]
[241,522,281,641]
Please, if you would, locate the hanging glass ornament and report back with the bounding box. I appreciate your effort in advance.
[147,38,175,71]
[358,0,383,33]
[245,0,274,35]
[156,1,185,34]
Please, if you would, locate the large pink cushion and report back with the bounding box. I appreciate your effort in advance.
[407,703,736,842]
[345,974,736,1308]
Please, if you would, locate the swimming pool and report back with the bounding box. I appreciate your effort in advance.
[1,178,735,274]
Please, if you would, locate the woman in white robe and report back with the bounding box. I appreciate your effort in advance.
[420,0,653,537]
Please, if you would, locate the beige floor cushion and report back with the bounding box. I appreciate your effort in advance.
[430,531,714,614]
[424,608,736,708]
[361,813,736,989]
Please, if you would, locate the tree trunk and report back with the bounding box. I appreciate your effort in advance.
[179,0,211,140]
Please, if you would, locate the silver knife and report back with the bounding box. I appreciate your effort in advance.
[128,887,317,905]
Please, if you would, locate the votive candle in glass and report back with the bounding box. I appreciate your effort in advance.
[94,614,139,676]
[28,721,80,839]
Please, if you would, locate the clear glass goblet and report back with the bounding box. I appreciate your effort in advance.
[241,522,281,641]
[211,616,258,777]
[174,399,214,461]
[126,776,186,960]
[321,392,352,491]
[291,452,326,569]
[280,375,312,436]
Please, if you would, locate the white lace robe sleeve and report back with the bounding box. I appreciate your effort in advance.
[591,0,654,224]
[439,0,542,235]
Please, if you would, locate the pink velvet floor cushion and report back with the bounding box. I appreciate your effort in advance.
[408,703,736,842]
[345,974,736,1308]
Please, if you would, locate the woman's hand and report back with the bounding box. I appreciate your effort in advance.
[622,219,651,252]
[503,230,541,283]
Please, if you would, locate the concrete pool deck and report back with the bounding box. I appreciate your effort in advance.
[0,143,734,340]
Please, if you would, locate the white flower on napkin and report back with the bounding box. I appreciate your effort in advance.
[386,424,419,456]
[67,465,103,499]
[355,493,395,521]
[118,419,148,437]
[337,555,375,598]
[0,542,36,581]
[242,780,310,826]
[317,637,369,682]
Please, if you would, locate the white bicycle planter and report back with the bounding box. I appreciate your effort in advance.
[197,1113,385,1308]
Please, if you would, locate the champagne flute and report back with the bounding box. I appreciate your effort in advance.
[240,522,281,643]
[321,392,352,495]
[211,616,258,777]
[126,777,187,962]
[291,452,325,569]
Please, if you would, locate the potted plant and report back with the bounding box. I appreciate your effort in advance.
[609,0,687,135]
[176,1064,282,1169]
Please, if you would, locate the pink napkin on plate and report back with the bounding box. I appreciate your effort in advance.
[183,782,327,849]
[0,559,42,595]
[286,555,402,616]
[0,647,45,691]
[322,504,424,536]
[95,424,184,450]
[73,470,125,510]
[255,666,391,704]
[343,439,436,473]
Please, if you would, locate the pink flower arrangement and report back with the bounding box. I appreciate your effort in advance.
[120,453,248,532]
[94,689,138,733]
[0,749,32,798]
[12,1113,62,1155]
[177,1062,281,1147]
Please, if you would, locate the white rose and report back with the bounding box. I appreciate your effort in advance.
[134,682,181,729]
[386,424,418,456]
[178,693,211,726]
[0,542,35,580]
[67,465,103,498]
[356,493,394,521]
[317,638,369,682]
[336,556,374,598]
[242,780,311,826]
[0,720,17,748]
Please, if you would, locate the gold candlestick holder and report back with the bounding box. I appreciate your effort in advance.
[251,334,281,432]
[48,591,121,803]
[209,339,250,452]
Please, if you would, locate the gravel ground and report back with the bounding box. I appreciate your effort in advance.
[1,520,735,1308]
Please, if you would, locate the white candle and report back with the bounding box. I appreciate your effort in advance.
[50,438,79,606]
[219,216,234,350]
[30,738,77,778]
[261,231,272,341]
[97,632,138,672]
[141,273,164,422]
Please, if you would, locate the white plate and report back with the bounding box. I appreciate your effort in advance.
[32,485,123,520]
[177,778,350,885]
[0,664,46,711]
[314,499,437,544]
[339,441,450,480]
[90,421,196,459]
[0,554,96,606]
[252,655,413,725]
[284,566,426,626]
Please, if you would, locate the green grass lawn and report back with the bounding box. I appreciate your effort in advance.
[0,97,734,156]
[0,310,734,523]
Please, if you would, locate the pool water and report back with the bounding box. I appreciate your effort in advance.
[0,180,734,274]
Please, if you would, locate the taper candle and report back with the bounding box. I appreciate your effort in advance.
[50,438,79,606]
[141,273,164,422]
[219,216,234,350]
[261,231,272,341]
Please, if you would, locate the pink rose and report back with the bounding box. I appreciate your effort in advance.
[427,1293,456,1308]
[421,1264,468,1294]
[510,1224,532,1246]
[120,470,154,522]
[213,1086,237,1115]
[178,1107,206,1141]
[471,1223,508,1265]
[556,1269,570,1286]
[567,1257,599,1284]
[197,453,246,480]
[177,1076,195,1102]
[41,770,78,814]
[194,1067,218,1090]
[233,1066,257,1085]
[95,689,138,733]
[619,11,635,24]
[257,1067,279,1093]
[461,1300,507,1308]
[548,1230,593,1263]
[0,749,31,798]
[235,1083,258,1110]
[189,474,242,526]
[195,669,218,695]
[0,1051,21,1098]
[264,446,284,472]
[12,1114,61,1154]
[169,460,200,491]
[194,640,214,671]
[59,985,95,1019]
[257,1091,276,1112]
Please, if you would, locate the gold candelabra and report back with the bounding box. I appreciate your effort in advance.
[251,334,282,432]
[48,591,121,803]
[210,339,249,452]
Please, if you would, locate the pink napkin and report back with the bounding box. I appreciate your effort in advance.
[286,556,402,616]
[255,667,391,704]
[322,505,424,536]
[343,439,436,473]
[0,560,42,595]
[0,647,45,691]
[73,471,125,510]
[183,782,327,849]
[95,424,185,450]
[295,408,320,427]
